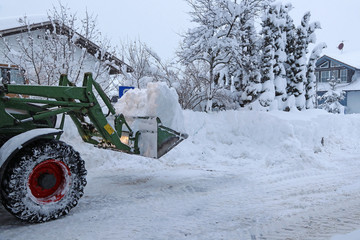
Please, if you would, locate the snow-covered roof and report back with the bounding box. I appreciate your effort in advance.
[0,16,134,74]
[317,55,358,71]
[316,40,360,91]
[0,15,48,31]
[320,40,360,69]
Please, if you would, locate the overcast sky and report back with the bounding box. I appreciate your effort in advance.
[0,0,359,61]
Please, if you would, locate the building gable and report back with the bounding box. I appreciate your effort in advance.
[315,55,358,84]
[0,20,133,75]
[316,55,357,71]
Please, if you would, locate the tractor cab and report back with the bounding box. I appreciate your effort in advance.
[0,64,26,85]
[0,64,27,98]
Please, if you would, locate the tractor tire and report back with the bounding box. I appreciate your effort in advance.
[0,139,87,223]
[0,134,10,148]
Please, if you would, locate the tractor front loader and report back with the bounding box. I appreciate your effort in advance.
[0,73,187,223]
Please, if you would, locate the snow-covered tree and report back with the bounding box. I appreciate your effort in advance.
[119,39,157,89]
[177,0,320,112]
[283,3,297,110]
[178,0,235,112]
[234,3,262,106]
[178,0,274,111]
[287,12,320,110]
[318,75,345,114]
[306,42,327,109]
[272,4,288,109]
[0,3,116,92]
[290,13,308,110]
[238,14,262,106]
[250,5,276,110]
[250,3,288,110]
[176,62,207,110]
[145,47,181,88]
[119,39,205,109]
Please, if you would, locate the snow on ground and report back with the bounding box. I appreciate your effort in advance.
[2,108,360,239]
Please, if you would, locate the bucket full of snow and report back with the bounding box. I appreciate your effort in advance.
[114,82,188,158]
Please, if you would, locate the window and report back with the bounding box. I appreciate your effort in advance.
[0,68,10,84]
[0,68,25,85]
[331,61,340,67]
[331,70,339,80]
[340,69,347,82]
[320,62,329,68]
[321,71,330,82]
[10,69,26,84]
[315,72,320,82]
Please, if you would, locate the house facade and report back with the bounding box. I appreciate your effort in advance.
[0,18,133,85]
[315,55,360,114]
[315,55,359,84]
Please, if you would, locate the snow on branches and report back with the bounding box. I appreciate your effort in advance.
[178,0,322,112]
[0,3,116,93]
[306,42,327,109]
[318,75,345,114]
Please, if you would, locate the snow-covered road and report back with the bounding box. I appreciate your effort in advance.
[2,110,360,239]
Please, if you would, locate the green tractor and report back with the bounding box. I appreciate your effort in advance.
[0,73,187,223]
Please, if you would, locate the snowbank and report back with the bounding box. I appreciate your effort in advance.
[113,82,185,132]
[62,106,360,174]
[6,108,360,239]
[159,109,360,174]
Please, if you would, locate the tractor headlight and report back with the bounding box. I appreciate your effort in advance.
[120,132,129,145]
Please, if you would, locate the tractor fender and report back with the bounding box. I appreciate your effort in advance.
[0,128,63,181]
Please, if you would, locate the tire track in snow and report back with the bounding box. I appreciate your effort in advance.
[245,157,360,239]
[85,164,360,240]
[1,157,360,240]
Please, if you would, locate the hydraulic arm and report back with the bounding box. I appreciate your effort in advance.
[0,73,187,158]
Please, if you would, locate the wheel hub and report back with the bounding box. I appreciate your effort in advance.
[28,159,71,203]
[37,173,57,190]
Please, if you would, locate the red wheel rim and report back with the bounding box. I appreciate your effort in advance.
[28,159,71,203]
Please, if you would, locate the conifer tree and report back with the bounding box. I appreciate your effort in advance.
[283,3,297,110]
[252,5,276,110]
[272,4,288,110]
[318,75,345,114]
[289,12,321,110]
[306,42,326,109]
[238,9,261,106]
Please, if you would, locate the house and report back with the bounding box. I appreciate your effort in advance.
[315,54,360,114]
[0,17,133,84]
[315,55,359,84]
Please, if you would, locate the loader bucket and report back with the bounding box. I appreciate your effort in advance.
[123,117,188,158]
[157,123,188,158]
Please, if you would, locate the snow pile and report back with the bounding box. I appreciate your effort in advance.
[161,109,360,173]
[4,109,360,239]
[114,82,185,132]
[61,107,360,174]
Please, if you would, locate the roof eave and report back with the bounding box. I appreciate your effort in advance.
[0,20,134,74]
[316,55,359,71]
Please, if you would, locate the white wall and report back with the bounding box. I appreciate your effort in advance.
[346,91,360,114]
[0,29,107,77]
